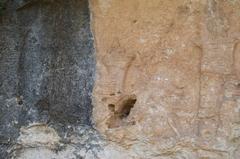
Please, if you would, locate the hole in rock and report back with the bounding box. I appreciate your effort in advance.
[108,104,115,112]
[18,100,23,105]
[117,96,137,119]
[107,95,137,128]
[16,96,23,105]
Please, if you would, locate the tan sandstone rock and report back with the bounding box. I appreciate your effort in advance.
[90,0,240,158]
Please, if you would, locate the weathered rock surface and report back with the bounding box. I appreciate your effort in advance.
[91,0,240,158]
[0,0,96,158]
[1,0,240,158]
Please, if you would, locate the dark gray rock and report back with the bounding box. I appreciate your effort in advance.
[0,0,95,158]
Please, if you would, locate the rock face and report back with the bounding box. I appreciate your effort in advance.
[91,0,240,158]
[1,0,240,158]
[0,0,95,158]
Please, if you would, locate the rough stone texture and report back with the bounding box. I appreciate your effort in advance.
[91,0,240,158]
[0,0,96,158]
[1,0,240,159]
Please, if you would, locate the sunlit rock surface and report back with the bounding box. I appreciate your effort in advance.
[91,0,240,158]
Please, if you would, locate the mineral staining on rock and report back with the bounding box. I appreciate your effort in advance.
[91,0,240,158]
[0,0,95,158]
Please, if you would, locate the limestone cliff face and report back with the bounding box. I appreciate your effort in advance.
[1,0,240,159]
[91,0,240,158]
